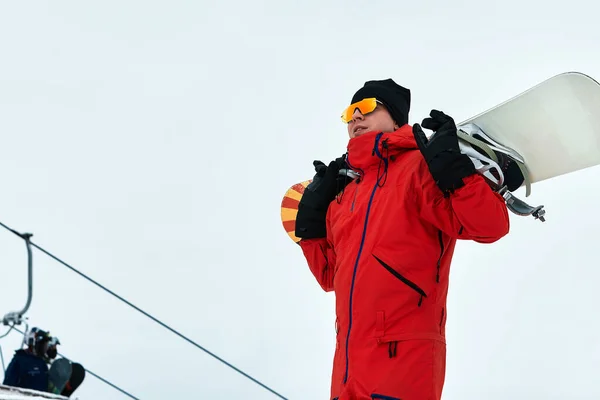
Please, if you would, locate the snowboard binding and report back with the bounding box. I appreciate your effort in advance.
[457,123,545,222]
[497,186,546,222]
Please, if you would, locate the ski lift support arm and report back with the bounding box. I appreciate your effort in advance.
[2,230,33,326]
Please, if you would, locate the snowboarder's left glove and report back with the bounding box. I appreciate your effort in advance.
[295,156,349,239]
[413,109,476,196]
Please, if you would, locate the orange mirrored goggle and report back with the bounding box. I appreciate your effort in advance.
[340,98,383,123]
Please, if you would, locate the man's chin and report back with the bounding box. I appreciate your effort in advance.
[351,129,369,139]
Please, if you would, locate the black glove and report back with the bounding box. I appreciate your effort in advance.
[295,156,350,239]
[413,110,476,196]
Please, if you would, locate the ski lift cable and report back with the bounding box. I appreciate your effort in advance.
[0,324,15,340]
[10,326,139,400]
[0,221,288,400]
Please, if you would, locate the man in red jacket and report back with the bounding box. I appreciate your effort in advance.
[294,79,510,400]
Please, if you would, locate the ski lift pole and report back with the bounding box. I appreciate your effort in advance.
[0,345,5,373]
[2,231,34,326]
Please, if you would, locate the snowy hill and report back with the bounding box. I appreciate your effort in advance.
[0,385,77,400]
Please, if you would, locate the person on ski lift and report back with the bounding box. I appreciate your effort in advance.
[294,79,511,400]
[44,335,60,363]
[2,327,55,392]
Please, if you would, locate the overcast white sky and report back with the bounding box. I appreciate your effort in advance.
[0,1,599,399]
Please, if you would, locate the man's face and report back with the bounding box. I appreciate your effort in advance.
[47,344,58,359]
[346,101,398,139]
[35,340,49,357]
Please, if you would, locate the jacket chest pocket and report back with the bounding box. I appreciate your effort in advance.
[371,394,402,400]
[372,254,427,306]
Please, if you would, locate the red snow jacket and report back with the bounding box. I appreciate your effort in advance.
[299,126,510,400]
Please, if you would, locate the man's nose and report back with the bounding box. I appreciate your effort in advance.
[351,108,364,122]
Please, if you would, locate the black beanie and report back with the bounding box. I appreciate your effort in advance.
[351,78,411,126]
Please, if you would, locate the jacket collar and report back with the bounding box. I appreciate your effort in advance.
[345,124,417,171]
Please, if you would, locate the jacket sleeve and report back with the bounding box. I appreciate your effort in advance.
[418,171,510,243]
[298,237,336,292]
[2,355,21,386]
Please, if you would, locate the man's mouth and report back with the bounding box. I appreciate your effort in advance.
[354,126,368,135]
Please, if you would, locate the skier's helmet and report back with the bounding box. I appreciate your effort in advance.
[25,327,41,347]
[25,327,54,357]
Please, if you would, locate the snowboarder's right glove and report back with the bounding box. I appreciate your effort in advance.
[295,156,349,239]
[413,109,476,197]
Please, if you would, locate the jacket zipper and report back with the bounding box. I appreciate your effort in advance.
[343,179,380,384]
[343,133,386,385]
[373,255,427,304]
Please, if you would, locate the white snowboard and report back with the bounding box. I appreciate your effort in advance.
[459,71,600,184]
[453,71,600,221]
